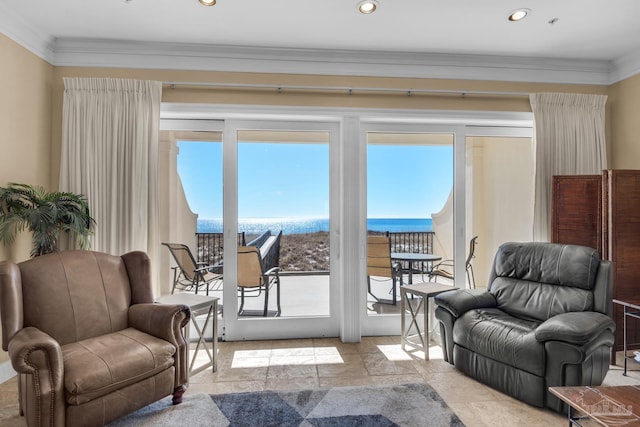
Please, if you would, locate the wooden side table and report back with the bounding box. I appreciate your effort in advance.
[156,292,219,375]
[549,385,640,426]
[400,283,456,360]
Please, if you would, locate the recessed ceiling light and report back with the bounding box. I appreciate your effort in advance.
[358,0,379,14]
[508,8,530,22]
[199,0,216,5]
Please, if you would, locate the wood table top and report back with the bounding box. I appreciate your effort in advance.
[549,385,640,426]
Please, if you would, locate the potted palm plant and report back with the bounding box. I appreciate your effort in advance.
[0,183,95,257]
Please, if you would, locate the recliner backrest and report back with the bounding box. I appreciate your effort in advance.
[17,251,136,345]
[487,242,604,322]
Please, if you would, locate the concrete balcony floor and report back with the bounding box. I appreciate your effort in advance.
[193,272,455,318]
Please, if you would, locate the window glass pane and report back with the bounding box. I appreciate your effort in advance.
[366,132,453,314]
[237,131,331,318]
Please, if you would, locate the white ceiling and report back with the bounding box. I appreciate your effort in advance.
[2,0,640,84]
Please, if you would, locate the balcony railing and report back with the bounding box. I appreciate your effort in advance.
[196,231,435,273]
[384,231,435,271]
[196,232,246,267]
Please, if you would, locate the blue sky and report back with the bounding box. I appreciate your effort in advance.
[177,140,453,219]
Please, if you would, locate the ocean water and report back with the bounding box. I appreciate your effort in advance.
[197,218,432,235]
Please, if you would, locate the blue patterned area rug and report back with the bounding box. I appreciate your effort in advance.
[108,383,464,427]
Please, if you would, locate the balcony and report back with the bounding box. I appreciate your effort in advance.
[193,231,438,316]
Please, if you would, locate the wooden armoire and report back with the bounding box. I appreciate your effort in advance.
[552,170,640,355]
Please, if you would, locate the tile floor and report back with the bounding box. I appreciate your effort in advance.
[1,337,639,427]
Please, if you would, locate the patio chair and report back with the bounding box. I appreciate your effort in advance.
[367,235,402,305]
[162,242,222,295]
[248,230,283,273]
[427,236,477,289]
[237,245,281,316]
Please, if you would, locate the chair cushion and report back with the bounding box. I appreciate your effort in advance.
[453,308,545,376]
[62,327,176,405]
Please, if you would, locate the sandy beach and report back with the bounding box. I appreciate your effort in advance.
[279,232,330,272]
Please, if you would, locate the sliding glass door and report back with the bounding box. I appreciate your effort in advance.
[361,123,463,336]
[222,120,341,340]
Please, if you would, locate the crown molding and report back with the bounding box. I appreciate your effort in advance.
[3,5,640,86]
[611,48,640,83]
[51,38,615,85]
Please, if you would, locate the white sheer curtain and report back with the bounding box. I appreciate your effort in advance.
[530,92,607,241]
[60,78,162,271]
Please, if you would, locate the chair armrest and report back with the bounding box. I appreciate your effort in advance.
[265,266,280,276]
[129,303,190,343]
[8,327,65,425]
[535,312,615,345]
[434,289,497,318]
[195,265,219,274]
[129,303,191,387]
[433,260,454,269]
[8,327,64,377]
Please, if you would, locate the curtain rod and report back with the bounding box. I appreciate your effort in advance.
[163,81,530,98]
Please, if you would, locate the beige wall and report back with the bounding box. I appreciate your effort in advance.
[0,34,53,367]
[609,73,640,169]
[0,34,53,262]
[468,137,535,287]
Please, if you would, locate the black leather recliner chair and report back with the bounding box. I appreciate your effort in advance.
[434,242,615,412]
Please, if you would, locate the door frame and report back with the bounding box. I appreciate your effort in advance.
[358,122,466,336]
[161,104,533,342]
[222,119,342,341]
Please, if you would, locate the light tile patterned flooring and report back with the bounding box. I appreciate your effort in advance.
[1,336,640,426]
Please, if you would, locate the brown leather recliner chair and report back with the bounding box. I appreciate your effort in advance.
[0,250,191,427]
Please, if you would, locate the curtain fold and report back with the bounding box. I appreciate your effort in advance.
[530,92,607,242]
[60,78,162,279]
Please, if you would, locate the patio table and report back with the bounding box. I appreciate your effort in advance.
[391,252,441,284]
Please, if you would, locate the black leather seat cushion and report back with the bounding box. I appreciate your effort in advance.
[453,308,545,376]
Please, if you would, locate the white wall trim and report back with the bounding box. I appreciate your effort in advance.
[0,360,16,384]
[161,103,534,129]
[611,47,640,83]
[50,38,615,85]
